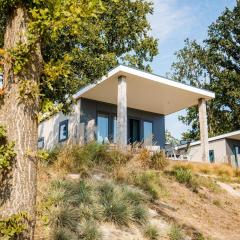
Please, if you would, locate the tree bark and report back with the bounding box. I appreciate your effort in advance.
[0,6,42,239]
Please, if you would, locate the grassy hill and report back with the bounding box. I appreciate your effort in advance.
[35,143,240,240]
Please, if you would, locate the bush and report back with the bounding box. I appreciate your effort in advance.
[78,221,102,240]
[169,224,185,240]
[173,166,192,184]
[132,171,166,200]
[144,225,159,240]
[150,151,168,170]
[0,212,28,239]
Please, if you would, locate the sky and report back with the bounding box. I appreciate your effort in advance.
[148,0,236,139]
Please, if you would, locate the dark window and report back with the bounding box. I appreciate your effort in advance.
[59,120,69,142]
[38,137,44,149]
[209,150,215,163]
[0,73,3,88]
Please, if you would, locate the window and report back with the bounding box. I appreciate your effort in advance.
[97,113,109,143]
[209,150,215,163]
[113,116,117,143]
[143,121,153,145]
[0,73,3,88]
[59,120,69,142]
[38,137,44,149]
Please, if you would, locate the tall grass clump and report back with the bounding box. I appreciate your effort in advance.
[137,149,168,171]
[144,225,160,240]
[169,224,185,240]
[132,171,167,200]
[173,166,199,192]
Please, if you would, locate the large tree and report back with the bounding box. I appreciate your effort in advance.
[0,0,158,238]
[170,2,240,140]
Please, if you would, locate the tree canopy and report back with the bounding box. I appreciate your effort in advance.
[0,0,158,113]
[170,2,240,140]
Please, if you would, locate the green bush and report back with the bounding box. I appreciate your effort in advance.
[173,166,192,184]
[144,225,159,240]
[150,151,169,170]
[78,221,102,240]
[132,171,166,200]
[0,212,28,239]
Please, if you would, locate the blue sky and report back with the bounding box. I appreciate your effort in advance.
[148,0,236,139]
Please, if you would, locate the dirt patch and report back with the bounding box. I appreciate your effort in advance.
[157,176,240,240]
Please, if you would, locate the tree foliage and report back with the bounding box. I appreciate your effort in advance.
[170,2,240,140]
[0,0,158,114]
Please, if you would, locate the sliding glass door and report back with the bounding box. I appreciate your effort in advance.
[143,121,153,145]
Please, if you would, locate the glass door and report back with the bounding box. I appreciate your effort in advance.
[97,113,109,143]
[129,119,140,144]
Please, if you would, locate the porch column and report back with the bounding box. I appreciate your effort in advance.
[117,75,127,150]
[198,98,209,162]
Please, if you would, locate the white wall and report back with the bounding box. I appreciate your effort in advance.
[188,139,228,163]
[38,99,82,150]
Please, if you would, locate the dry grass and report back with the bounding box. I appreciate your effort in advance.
[168,160,240,179]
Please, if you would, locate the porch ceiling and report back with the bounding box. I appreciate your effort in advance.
[74,65,215,115]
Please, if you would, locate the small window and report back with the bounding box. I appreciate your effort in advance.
[59,120,69,142]
[209,150,215,163]
[38,137,44,149]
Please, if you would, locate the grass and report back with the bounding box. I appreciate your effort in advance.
[131,170,167,200]
[168,224,185,240]
[144,225,160,240]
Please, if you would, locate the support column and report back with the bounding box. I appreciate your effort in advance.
[198,98,209,162]
[117,75,127,150]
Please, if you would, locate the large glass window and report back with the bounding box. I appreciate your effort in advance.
[97,113,109,143]
[143,121,153,145]
[59,120,68,142]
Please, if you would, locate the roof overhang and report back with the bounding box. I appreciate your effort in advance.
[74,65,215,115]
[176,130,240,150]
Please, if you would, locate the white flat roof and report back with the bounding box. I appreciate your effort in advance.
[176,130,240,149]
[74,65,215,115]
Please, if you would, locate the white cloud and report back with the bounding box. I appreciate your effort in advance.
[148,0,195,43]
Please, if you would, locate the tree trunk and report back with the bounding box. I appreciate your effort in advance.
[0,6,42,239]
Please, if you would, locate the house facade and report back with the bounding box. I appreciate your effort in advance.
[175,131,240,167]
[38,65,215,161]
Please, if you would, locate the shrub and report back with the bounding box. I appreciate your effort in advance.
[100,187,132,226]
[137,148,151,168]
[132,205,148,225]
[144,225,159,240]
[78,221,102,240]
[132,171,166,200]
[0,212,28,239]
[169,224,185,240]
[52,227,77,240]
[173,166,192,184]
[150,151,169,170]
[48,205,80,232]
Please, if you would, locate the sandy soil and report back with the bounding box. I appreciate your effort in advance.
[157,177,240,240]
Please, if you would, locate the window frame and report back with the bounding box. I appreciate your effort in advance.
[143,120,154,144]
[58,119,69,142]
[209,149,215,163]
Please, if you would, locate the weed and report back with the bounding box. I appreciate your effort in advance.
[132,171,166,200]
[144,225,159,240]
[150,151,169,170]
[213,199,221,207]
[132,205,148,225]
[169,224,185,240]
[78,221,102,240]
[173,166,192,184]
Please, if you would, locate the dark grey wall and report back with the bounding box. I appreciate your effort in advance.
[80,98,165,148]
